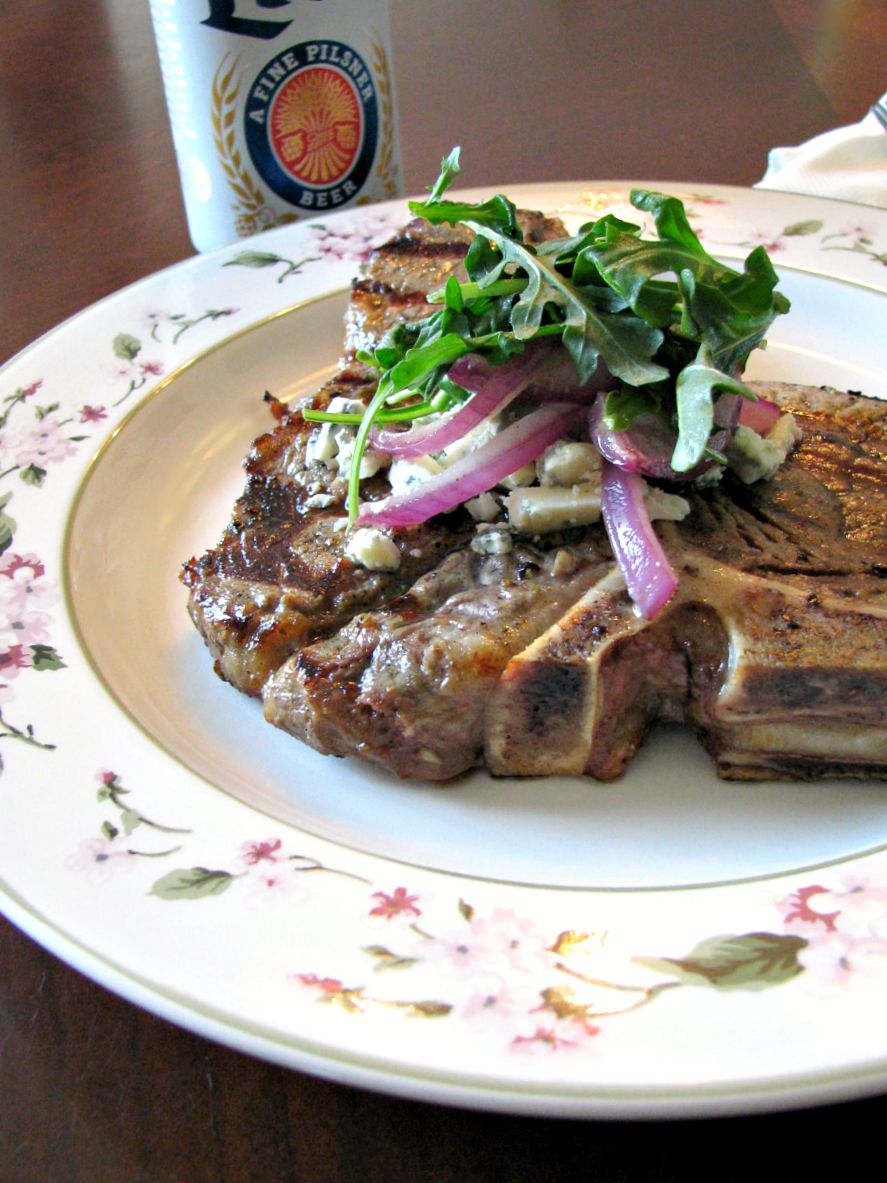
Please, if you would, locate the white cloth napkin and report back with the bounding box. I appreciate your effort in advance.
[756,108,887,209]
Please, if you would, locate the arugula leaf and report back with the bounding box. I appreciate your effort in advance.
[335,159,789,524]
[672,345,757,471]
[604,385,663,431]
[679,249,789,373]
[582,229,728,327]
[407,149,520,240]
[463,220,667,386]
[630,189,710,258]
[415,195,521,240]
[347,332,471,520]
[423,146,462,203]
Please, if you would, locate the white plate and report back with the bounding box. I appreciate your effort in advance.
[2,182,887,1118]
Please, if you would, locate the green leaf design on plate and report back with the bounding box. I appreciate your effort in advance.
[782,220,823,237]
[405,1001,452,1018]
[635,931,807,990]
[30,643,66,671]
[20,464,46,487]
[363,944,419,972]
[112,332,141,361]
[0,492,16,554]
[150,867,235,900]
[119,808,142,837]
[224,250,284,269]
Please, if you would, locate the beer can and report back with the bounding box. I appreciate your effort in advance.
[149,1,403,252]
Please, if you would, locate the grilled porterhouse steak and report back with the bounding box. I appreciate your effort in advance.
[185,220,887,783]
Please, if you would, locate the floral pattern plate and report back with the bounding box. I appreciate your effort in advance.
[2,183,887,1119]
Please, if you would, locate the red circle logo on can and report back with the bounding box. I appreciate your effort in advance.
[268,65,362,188]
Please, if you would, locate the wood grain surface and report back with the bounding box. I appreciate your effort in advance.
[1,2,886,1180]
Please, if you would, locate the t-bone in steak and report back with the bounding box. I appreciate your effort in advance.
[183,220,887,784]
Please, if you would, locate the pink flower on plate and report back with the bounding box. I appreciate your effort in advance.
[0,607,53,651]
[796,931,880,998]
[79,405,107,423]
[511,1016,599,1054]
[0,644,32,678]
[745,229,786,253]
[779,866,887,996]
[115,358,164,385]
[293,973,347,995]
[422,907,553,986]
[239,837,283,865]
[0,640,33,704]
[246,867,294,896]
[0,557,57,616]
[455,979,549,1043]
[239,843,312,908]
[370,887,421,921]
[7,415,77,468]
[66,836,137,884]
[308,211,401,264]
[778,884,841,935]
[0,552,45,581]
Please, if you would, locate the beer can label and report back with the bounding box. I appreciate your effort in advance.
[244,40,380,213]
[150,2,402,252]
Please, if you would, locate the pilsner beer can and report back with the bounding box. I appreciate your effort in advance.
[149,0,403,252]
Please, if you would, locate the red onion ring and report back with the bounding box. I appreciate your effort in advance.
[589,396,677,477]
[369,352,545,459]
[446,353,494,392]
[738,396,781,435]
[600,459,679,620]
[590,391,741,482]
[358,404,583,528]
[445,351,610,403]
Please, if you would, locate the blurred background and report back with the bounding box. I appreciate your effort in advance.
[2,0,884,364]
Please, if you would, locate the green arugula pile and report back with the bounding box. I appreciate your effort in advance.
[305,148,790,522]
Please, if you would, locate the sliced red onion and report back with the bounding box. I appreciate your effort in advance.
[738,396,781,435]
[446,352,494,392]
[600,459,679,620]
[589,395,678,478]
[369,351,545,459]
[450,349,613,405]
[705,391,743,458]
[713,391,742,430]
[358,404,582,528]
[590,391,741,482]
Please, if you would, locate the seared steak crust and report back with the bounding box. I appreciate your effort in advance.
[264,540,612,780]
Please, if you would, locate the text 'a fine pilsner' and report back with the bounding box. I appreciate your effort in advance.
[150,0,403,252]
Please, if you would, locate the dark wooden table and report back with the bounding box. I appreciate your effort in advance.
[2,2,886,1179]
